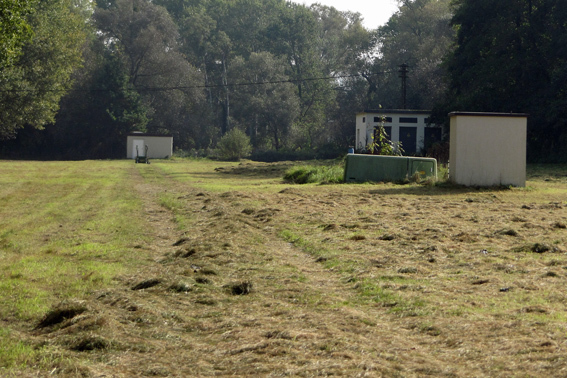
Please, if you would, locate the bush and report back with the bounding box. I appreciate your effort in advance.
[283,164,344,184]
[215,129,252,161]
[424,141,449,164]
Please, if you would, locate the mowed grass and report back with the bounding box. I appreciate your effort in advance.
[1,158,567,376]
[152,159,567,373]
[0,160,150,369]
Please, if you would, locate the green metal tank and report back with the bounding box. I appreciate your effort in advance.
[344,154,437,183]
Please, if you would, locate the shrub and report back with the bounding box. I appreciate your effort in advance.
[283,164,344,184]
[215,128,252,161]
[365,125,403,156]
[424,141,449,164]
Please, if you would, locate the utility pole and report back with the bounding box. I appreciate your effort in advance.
[398,63,408,109]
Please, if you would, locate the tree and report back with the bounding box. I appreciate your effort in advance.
[94,0,192,87]
[0,0,36,69]
[309,4,377,148]
[310,4,374,75]
[94,0,204,149]
[50,46,150,159]
[229,52,299,150]
[26,0,204,159]
[156,0,376,152]
[442,0,567,161]
[0,0,87,140]
[368,0,453,110]
[265,3,337,149]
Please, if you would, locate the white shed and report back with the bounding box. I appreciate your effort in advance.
[449,112,528,187]
[126,133,173,160]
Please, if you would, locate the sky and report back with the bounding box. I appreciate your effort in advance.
[303,0,399,30]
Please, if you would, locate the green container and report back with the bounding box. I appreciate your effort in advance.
[344,154,437,183]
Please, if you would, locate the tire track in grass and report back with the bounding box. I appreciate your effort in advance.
[103,162,458,377]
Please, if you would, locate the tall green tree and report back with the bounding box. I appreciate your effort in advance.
[94,0,204,147]
[310,4,377,148]
[156,0,374,152]
[52,46,150,159]
[442,0,567,161]
[0,0,87,139]
[265,3,335,148]
[0,0,36,69]
[371,0,454,110]
[229,52,299,150]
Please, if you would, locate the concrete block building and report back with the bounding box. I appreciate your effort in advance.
[355,109,442,155]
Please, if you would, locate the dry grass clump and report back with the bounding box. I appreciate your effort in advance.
[224,280,253,295]
[35,302,88,330]
[70,335,110,352]
[131,278,161,290]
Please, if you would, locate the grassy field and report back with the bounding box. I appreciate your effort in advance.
[1,159,567,377]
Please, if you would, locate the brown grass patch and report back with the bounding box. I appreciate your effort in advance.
[35,303,87,330]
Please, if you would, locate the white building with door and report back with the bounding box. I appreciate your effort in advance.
[126,133,173,159]
[355,110,441,155]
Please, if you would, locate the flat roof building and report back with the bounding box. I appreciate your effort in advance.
[356,109,441,155]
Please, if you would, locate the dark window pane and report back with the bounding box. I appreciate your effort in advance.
[399,117,418,123]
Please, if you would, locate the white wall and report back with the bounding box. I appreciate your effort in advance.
[126,134,173,159]
[449,112,527,187]
[355,110,434,154]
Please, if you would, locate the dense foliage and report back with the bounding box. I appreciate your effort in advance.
[0,0,36,69]
[1,0,566,162]
[0,0,87,140]
[439,0,567,162]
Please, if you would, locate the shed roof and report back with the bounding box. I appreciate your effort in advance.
[359,109,431,115]
[448,111,529,118]
[127,133,173,138]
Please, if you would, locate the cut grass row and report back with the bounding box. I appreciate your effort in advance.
[0,161,152,370]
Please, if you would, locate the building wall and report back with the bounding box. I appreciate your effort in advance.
[126,134,173,159]
[355,110,439,154]
[449,112,527,187]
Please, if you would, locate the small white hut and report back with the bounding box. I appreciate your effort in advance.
[126,133,173,159]
[449,112,528,187]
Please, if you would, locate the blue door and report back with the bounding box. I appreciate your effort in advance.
[399,127,417,154]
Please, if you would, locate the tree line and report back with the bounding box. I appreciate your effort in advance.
[0,0,565,162]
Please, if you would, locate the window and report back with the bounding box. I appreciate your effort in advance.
[399,117,418,123]
[362,117,365,123]
[373,116,392,123]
